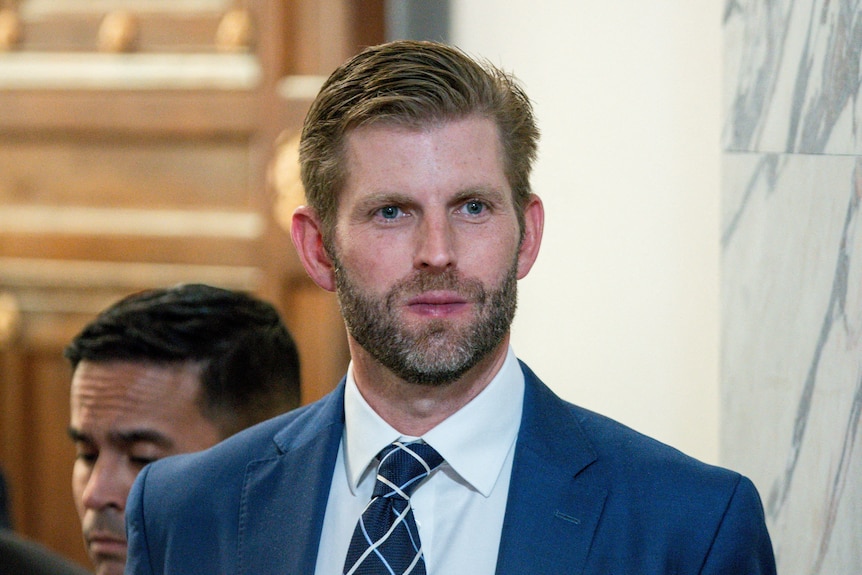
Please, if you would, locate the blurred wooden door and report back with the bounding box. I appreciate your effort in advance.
[0,0,382,567]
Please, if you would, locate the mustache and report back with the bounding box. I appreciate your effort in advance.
[386,270,486,303]
[82,508,126,543]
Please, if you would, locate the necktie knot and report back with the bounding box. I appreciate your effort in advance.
[373,441,444,500]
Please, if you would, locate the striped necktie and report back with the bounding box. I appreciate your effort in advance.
[343,441,444,575]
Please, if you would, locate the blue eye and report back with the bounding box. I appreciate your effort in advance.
[464,201,485,215]
[379,206,400,219]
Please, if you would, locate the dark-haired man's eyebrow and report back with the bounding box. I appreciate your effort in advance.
[67,426,175,450]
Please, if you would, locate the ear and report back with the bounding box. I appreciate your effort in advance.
[290,206,337,292]
[516,194,544,280]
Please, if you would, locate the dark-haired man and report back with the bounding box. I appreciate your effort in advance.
[66,284,300,575]
[125,41,775,574]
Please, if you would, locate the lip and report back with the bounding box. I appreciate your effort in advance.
[87,533,127,556]
[406,291,470,317]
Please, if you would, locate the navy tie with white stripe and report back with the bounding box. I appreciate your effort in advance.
[343,441,444,575]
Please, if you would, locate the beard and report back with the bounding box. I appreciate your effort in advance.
[334,259,519,386]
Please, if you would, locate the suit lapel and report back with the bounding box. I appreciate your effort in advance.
[236,383,346,575]
[495,363,608,574]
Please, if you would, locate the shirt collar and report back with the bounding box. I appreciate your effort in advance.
[343,346,524,497]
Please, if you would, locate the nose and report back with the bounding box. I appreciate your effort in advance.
[414,213,456,272]
[80,456,130,512]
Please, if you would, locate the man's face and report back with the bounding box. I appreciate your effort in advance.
[330,116,530,384]
[69,360,221,575]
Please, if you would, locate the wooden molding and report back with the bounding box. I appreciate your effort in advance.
[0,206,263,238]
[0,257,261,291]
[0,52,261,90]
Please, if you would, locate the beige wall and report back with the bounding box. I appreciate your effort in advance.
[451,2,722,463]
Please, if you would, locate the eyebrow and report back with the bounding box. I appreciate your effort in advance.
[353,191,413,210]
[451,186,508,205]
[354,186,508,212]
[67,427,175,450]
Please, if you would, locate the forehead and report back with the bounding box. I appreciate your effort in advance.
[69,360,204,433]
[341,116,508,190]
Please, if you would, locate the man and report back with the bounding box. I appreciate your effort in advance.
[66,284,301,575]
[125,41,776,574]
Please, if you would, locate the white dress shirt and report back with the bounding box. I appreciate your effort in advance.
[314,346,525,574]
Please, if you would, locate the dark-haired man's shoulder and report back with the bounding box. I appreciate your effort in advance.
[0,529,91,575]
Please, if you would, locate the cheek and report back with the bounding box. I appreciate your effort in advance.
[338,242,407,288]
[466,231,519,275]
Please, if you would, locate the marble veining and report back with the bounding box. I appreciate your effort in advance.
[723,3,862,571]
[721,153,780,247]
[763,161,859,516]
[722,153,862,573]
[814,372,861,572]
[724,0,862,155]
[723,0,796,151]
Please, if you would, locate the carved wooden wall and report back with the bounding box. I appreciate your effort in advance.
[0,0,382,566]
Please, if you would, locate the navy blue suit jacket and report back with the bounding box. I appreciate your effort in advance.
[125,362,775,574]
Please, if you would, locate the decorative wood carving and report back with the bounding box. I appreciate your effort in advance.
[0,293,21,349]
[216,8,253,52]
[98,11,139,53]
[0,9,21,51]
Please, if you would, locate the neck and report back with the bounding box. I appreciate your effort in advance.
[348,336,510,436]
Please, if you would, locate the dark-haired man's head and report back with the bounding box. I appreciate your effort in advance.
[65,284,300,575]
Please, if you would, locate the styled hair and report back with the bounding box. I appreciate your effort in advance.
[64,283,301,438]
[299,40,539,242]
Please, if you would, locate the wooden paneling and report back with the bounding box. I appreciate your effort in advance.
[0,0,382,567]
[280,279,347,405]
[0,231,262,266]
[0,338,82,562]
[0,135,252,208]
[19,353,79,545]
[0,89,259,133]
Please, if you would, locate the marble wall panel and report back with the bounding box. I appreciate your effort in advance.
[721,152,862,573]
[724,0,862,155]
